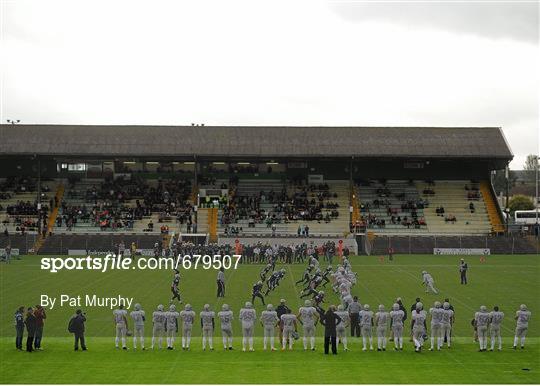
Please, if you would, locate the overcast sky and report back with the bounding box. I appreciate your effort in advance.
[1,0,538,169]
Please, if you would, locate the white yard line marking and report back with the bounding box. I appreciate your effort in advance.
[392,265,516,335]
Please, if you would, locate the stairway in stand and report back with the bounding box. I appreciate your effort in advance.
[32,183,65,253]
[479,180,505,234]
[208,208,218,242]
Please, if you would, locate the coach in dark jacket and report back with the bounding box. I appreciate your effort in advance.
[320,305,342,355]
[24,307,37,352]
[69,309,87,351]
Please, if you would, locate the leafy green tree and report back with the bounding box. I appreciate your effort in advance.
[508,194,534,214]
[523,154,539,183]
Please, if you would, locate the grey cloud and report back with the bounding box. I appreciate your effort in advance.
[329,1,538,43]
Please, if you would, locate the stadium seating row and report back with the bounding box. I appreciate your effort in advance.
[1,177,503,240]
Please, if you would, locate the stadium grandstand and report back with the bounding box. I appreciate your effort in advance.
[0,124,537,255]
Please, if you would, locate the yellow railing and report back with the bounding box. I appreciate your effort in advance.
[32,183,64,253]
[480,180,505,233]
[351,185,360,224]
[208,208,218,243]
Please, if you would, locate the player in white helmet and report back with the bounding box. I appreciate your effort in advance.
[429,301,444,351]
[151,304,166,349]
[280,308,298,350]
[421,271,438,294]
[260,304,279,350]
[298,300,319,351]
[359,304,374,351]
[218,304,234,350]
[489,306,504,351]
[165,304,179,350]
[200,304,215,350]
[239,302,257,351]
[179,304,196,350]
[411,302,427,352]
[475,305,491,351]
[113,304,128,350]
[130,303,146,350]
[441,302,454,348]
[375,304,389,351]
[335,305,350,351]
[513,304,531,349]
[389,303,405,350]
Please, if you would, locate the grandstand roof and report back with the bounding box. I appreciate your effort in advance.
[0,125,513,159]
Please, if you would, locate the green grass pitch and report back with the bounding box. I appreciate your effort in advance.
[1,254,539,384]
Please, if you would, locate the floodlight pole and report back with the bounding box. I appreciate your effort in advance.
[505,164,509,235]
[349,157,353,225]
[534,155,540,237]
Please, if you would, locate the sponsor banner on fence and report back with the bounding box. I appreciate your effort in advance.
[433,248,490,255]
[0,248,20,256]
[68,249,155,256]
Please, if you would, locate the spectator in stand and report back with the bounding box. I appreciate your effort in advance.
[445,214,457,223]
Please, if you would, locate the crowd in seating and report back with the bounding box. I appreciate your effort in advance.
[356,180,428,230]
[0,177,55,235]
[61,177,194,231]
[0,176,41,193]
[58,203,135,231]
[221,182,340,228]
[431,182,482,225]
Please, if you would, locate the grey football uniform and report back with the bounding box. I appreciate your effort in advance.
[165,311,180,339]
[218,310,234,337]
[515,310,531,337]
[335,310,349,338]
[281,314,297,342]
[359,310,374,337]
[113,309,128,334]
[490,311,504,335]
[441,309,454,340]
[261,310,279,337]
[422,273,438,294]
[412,310,426,343]
[299,306,318,337]
[489,310,504,348]
[390,310,405,338]
[180,310,196,332]
[153,311,166,333]
[430,308,444,338]
[130,310,145,335]
[239,308,257,337]
[375,311,389,338]
[200,311,215,335]
[475,311,490,338]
